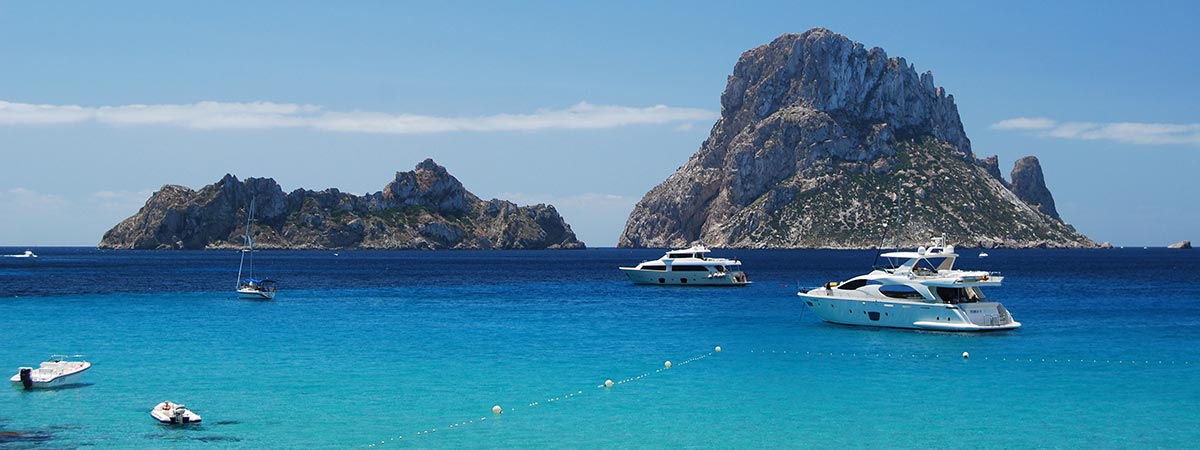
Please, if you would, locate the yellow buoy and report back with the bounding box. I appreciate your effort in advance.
[664,361,672,369]
[492,405,502,414]
[605,379,614,388]
[715,346,722,353]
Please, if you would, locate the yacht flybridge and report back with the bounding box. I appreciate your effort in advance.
[797,236,1019,331]
[619,246,750,286]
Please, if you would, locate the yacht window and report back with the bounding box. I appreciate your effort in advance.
[879,285,924,299]
[915,258,943,273]
[642,265,666,271]
[668,253,690,259]
[837,279,868,290]
[936,287,978,304]
[672,265,710,272]
[715,265,726,272]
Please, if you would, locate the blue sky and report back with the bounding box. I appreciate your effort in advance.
[1,1,1196,247]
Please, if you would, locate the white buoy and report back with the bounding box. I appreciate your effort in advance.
[962,351,970,359]
[715,346,722,353]
[604,379,613,388]
[492,405,502,414]
[664,361,672,369]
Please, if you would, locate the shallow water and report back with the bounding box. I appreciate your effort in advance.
[1,247,1197,448]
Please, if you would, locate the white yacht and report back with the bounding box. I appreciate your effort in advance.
[151,401,202,424]
[10,355,91,389]
[797,236,1019,331]
[3,250,37,258]
[619,246,750,286]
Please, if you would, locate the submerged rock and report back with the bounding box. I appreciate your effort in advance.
[99,159,585,250]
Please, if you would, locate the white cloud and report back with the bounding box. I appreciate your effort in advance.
[0,188,69,211]
[990,117,1057,130]
[0,99,715,134]
[89,189,156,214]
[992,117,1200,145]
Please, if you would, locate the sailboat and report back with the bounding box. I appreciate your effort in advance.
[236,198,277,300]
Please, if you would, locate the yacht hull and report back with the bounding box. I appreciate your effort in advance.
[798,292,1019,331]
[620,268,750,286]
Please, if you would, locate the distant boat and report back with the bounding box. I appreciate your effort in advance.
[979,252,989,258]
[151,401,202,424]
[619,245,750,286]
[236,198,277,300]
[2,250,37,258]
[10,355,90,389]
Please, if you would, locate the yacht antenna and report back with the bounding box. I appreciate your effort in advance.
[894,179,902,251]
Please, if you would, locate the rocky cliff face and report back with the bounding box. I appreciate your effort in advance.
[619,28,1093,249]
[1009,156,1061,221]
[99,159,585,250]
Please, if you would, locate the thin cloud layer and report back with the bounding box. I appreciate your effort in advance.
[0,100,714,134]
[991,117,1200,145]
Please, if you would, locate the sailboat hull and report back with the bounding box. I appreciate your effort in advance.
[237,288,275,300]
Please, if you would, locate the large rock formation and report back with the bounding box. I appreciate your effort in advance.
[99,159,585,250]
[1168,240,1192,249]
[1009,156,1060,221]
[619,28,1093,249]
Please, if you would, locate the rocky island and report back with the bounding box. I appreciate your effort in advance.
[619,28,1095,249]
[99,159,585,250]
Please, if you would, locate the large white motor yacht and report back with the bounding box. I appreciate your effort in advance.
[797,236,1019,331]
[619,246,750,286]
[10,355,91,389]
[151,401,203,424]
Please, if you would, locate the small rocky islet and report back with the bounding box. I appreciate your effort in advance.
[98,159,585,250]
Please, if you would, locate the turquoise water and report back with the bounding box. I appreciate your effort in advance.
[2,248,1198,448]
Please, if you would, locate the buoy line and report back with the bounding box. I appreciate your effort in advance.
[743,349,1197,366]
[365,346,722,448]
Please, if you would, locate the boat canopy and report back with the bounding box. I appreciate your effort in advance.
[245,278,276,284]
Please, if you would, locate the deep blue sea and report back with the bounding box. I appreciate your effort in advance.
[1,247,1198,449]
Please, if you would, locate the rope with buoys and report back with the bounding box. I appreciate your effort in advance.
[742,349,1197,366]
[364,346,723,448]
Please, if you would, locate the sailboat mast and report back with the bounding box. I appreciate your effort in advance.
[236,197,255,289]
[246,197,255,279]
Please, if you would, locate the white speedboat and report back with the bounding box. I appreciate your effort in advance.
[151,401,202,424]
[2,250,37,258]
[619,245,750,286]
[10,355,90,389]
[235,198,278,300]
[797,236,1019,331]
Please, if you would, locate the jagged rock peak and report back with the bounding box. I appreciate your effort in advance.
[99,160,584,250]
[383,158,475,214]
[721,27,971,158]
[1009,156,1060,221]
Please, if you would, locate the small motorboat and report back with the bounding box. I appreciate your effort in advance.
[2,250,37,258]
[10,355,90,389]
[151,401,202,424]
